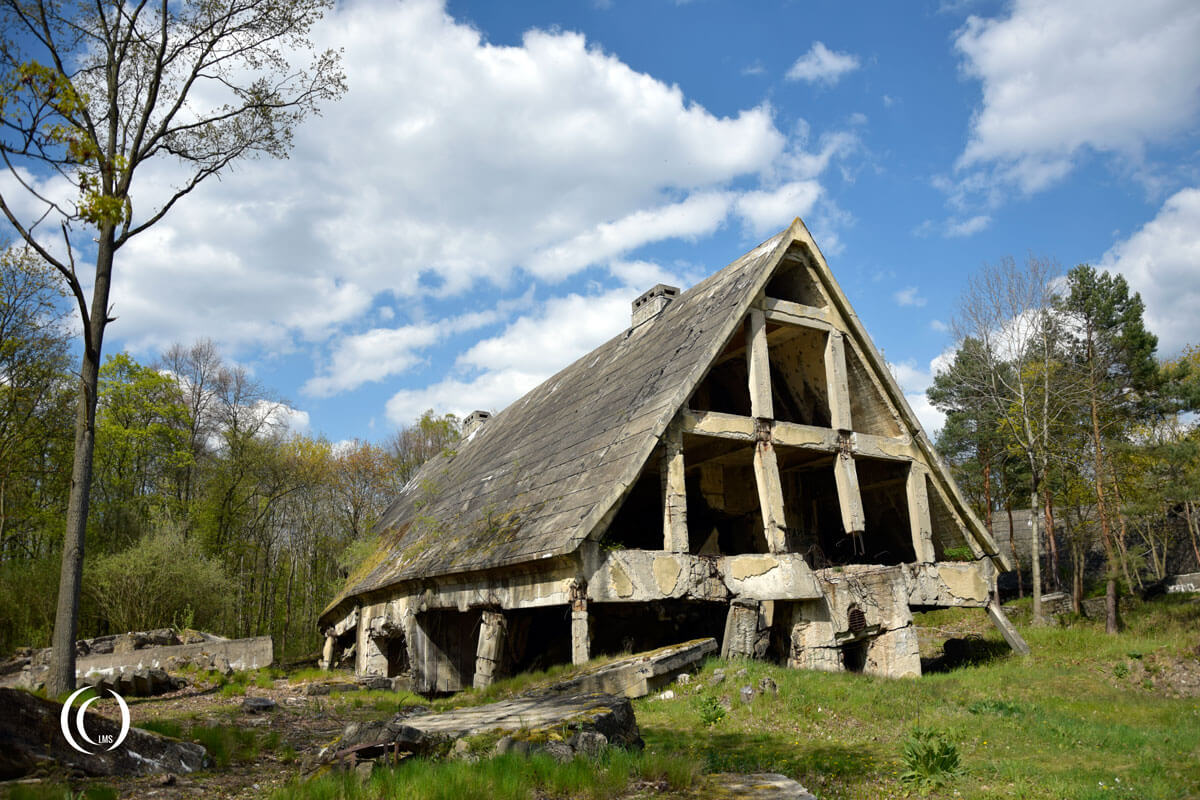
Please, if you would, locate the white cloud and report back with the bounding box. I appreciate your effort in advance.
[887,359,945,436]
[734,181,822,237]
[785,42,860,86]
[944,215,991,237]
[930,319,949,333]
[303,324,440,396]
[1099,187,1200,356]
[741,60,766,77]
[893,286,927,307]
[386,288,636,423]
[96,0,800,355]
[955,0,1200,193]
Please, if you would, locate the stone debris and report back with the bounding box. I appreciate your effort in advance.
[242,696,277,713]
[1,628,272,692]
[758,676,778,695]
[0,687,206,779]
[320,691,641,768]
[676,672,691,684]
[708,668,726,687]
[656,689,675,700]
[739,685,755,705]
[707,772,817,799]
[88,667,184,698]
[547,638,717,699]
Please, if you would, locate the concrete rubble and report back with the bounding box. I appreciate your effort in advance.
[0,688,207,779]
[1,628,273,694]
[319,691,641,768]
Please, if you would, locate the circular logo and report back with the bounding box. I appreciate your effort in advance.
[59,685,131,755]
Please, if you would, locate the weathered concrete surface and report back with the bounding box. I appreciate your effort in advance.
[587,551,822,603]
[0,688,207,779]
[904,562,990,607]
[3,634,272,691]
[87,668,184,698]
[1164,571,1200,595]
[326,691,641,763]
[707,772,817,799]
[549,638,718,698]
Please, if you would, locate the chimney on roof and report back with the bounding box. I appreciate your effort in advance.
[463,410,491,438]
[631,284,680,327]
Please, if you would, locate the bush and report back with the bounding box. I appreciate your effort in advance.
[900,727,962,791]
[695,695,726,727]
[86,526,232,633]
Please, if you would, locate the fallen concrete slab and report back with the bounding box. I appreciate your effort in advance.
[547,637,718,698]
[323,691,641,765]
[0,688,206,779]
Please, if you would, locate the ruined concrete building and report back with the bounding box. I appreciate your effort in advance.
[319,219,1028,692]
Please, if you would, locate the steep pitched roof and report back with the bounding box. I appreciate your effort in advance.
[322,219,1002,624]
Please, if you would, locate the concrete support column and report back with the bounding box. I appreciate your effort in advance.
[906,463,936,563]
[661,421,689,553]
[320,634,335,671]
[746,308,774,420]
[570,581,590,665]
[721,599,762,659]
[473,610,506,689]
[824,331,851,431]
[986,600,1032,655]
[864,626,922,679]
[752,436,789,554]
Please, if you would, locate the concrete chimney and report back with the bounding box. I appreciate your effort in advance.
[463,410,491,438]
[631,284,680,327]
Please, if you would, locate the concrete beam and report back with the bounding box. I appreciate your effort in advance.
[986,600,1032,656]
[661,421,689,553]
[746,308,773,420]
[678,409,920,463]
[759,296,834,331]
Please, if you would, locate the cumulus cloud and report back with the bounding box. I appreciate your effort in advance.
[385,288,637,424]
[887,359,946,435]
[944,215,991,237]
[955,0,1200,193]
[735,181,822,236]
[893,286,927,307]
[94,0,801,355]
[1099,187,1200,356]
[786,42,860,86]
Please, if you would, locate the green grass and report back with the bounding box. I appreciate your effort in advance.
[631,595,1200,799]
[135,719,283,769]
[270,749,699,800]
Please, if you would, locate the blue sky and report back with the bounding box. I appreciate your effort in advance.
[5,0,1199,443]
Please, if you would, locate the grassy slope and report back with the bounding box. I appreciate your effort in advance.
[634,596,1200,799]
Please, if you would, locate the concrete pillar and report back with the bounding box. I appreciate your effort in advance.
[824,331,852,431]
[571,583,590,665]
[661,422,689,553]
[746,308,774,420]
[752,439,788,553]
[721,599,761,659]
[473,610,506,689]
[864,626,922,679]
[986,600,1032,656]
[320,635,335,671]
[833,450,865,536]
[906,463,936,563]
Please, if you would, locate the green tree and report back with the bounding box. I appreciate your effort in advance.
[90,352,191,552]
[388,410,462,485]
[1,0,344,694]
[1060,264,1159,633]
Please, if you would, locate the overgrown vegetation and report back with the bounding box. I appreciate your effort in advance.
[0,329,461,656]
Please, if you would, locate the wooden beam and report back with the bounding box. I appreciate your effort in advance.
[833,449,865,534]
[746,308,773,420]
[661,421,689,553]
[752,440,789,553]
[906,463,936,563]
[760,296,834,331]
[824,331,852,431]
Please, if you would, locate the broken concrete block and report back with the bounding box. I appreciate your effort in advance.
[242,696,277,713]
[758,676,778,695]
[739,685,755,705]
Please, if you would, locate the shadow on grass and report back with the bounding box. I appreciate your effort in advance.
[923,635,1011,673]
[642,725,883,783]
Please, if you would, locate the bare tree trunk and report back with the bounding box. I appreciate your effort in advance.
[1071,534,1084,615]
[1030,481,1044,624]
[1043,483,1060,592]
[1185,500,1200,571]
[47,231,115,698]
[1007,500,1023,598]
[1085,335,1121,635]
[984,461,1000,604]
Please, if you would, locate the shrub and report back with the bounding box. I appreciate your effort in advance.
[86,526,232,633]
[900,727,962,790]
